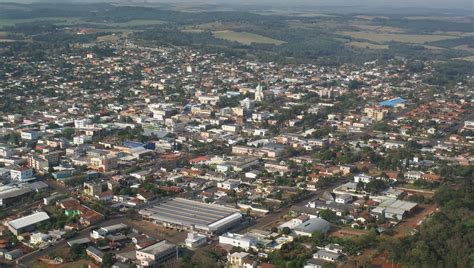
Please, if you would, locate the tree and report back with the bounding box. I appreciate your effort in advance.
[70,244,84,261]
[281,227,291,235]
[62,128,75,140]
[102,253,114,268]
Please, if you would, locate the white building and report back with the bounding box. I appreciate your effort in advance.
[185,232,207,249]
[74,119,92,129]
[10,167,34,182]
[136,240,177,268]
[217,179,240,190]
[353,174,373,184]
[219,232,257,250]
[20,131,39,140]
[73,135,92,145]
[30,232,50,245]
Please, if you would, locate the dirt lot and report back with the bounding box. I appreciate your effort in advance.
[394,203,438,237]
[125,219,188,245]
[330,227,369,238]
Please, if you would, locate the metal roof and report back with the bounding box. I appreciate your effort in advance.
[8,212,50,230]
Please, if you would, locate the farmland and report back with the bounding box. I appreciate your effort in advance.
[348,41,389,50]
[338,31,458,44]
[212,30,286,45]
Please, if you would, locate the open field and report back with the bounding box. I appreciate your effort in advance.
[354,15,389,20]
[212,30,286,45]
[0,17,165,29]
[454,44,474,52]
[403,16,472,23]
[348,41,389,50]
[338,31,459,44]
[454,55,474,62]
[0,17,84,28]
[351,24,404,33]
[89,19,166,27]
[330,227,369,238]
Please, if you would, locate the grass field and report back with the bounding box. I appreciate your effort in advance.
[338,31,458,44]
[348,41,389,49]
[212,30,285,45]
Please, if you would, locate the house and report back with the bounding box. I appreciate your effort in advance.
[335,194,353,204]
[313,249,341,262]
[228,252,256,268]
[217,179,240,190]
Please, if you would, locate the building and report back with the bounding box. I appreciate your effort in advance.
[20,131,39,140]
[0,185,33,207]
[10,166,34,182]
[313,249,341,262]
[84,182,102,197]
[86,246,105,263]
[90,155,118,172]
[228,252,256,268]
[371,199,417,221]
[293,218,330,237]
[364,106,388,121]
[139,198,242,235]
[91,223,129,240]
[185,232,207,249]
[136,240,177,268]
[379,97,406,107]
[353,174,373,184]
[219,232,257,250]
[4,249,23,261]
[30,232,50,244]
[217,179,240,190]
[7,211,50,235]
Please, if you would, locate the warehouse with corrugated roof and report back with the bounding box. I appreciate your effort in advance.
[139,198,242,235]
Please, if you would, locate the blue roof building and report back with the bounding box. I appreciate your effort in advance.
[379,97,406,107]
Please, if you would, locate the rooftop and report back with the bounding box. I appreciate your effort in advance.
[8,211,50,230]
[139,198,241,231]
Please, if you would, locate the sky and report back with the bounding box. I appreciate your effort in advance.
[2,0,473,13]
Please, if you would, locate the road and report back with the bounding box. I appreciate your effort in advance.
[17,216,126,266]
[238,190,319,233]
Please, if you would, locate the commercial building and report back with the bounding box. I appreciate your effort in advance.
[0,185,33,207]
[185,232,207,249]
[7,211,50,235]
[139,198,242,235]
[371,199,417,221]
[10,166,34,182]
[136,240,177,268]
[219,232,257,250]
[91,223,129,240]
[293,218,330,237]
